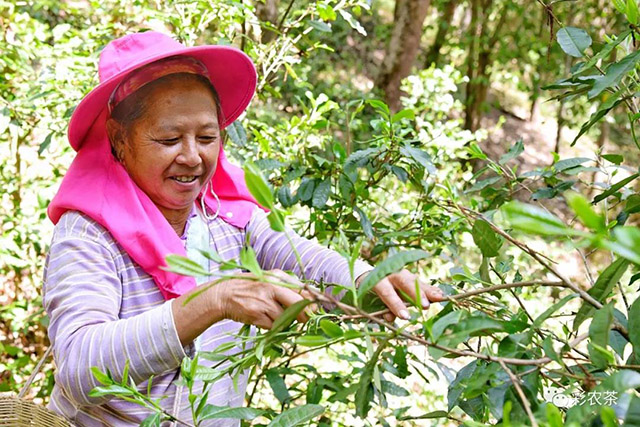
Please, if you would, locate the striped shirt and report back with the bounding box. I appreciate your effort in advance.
[43,205,371,426]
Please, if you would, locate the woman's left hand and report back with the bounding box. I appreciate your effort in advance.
[359,269,444,322]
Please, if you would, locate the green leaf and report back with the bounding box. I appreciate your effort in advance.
[297,178,316,202]
[312,179,331,208]
[163,254,210,277]
[471,219,503,257]
[277,186,295,208]
[88,385,135,398]
[613,0,627,14]
[466,176,501,193]
[296,335,331,347]
[499,139,524,165]
[391,108,415,123]
[357,250,430,299]
[244,162,274,209]
[556,27,592,57]
[317,4,337,20]
[602,407,618,427]
[39,133,54,156]
[601,369,640,391]
[308,20,332,32]
[226,120,247,147]
[546,403,564,427]
[625,396,640,425]
[574,258,629,329]
[566,191,605,231]
[398,410,449,421]
[589,304,613,348]
[589,50,640,98]
[543,335,560,363]
[554,157,592,172]
[625,194,640,213]
[629,296,640,355]
[268,404,325,427]
[593,173,639,203]
[381,380,409,396]
[269,299,312,336]
[399,145,436,173]
[602,226,640,264]
[603,153,624,164]
[338,9,366,36]
[91,367,113,385]
[588,342,615,368]
[501,201,576,236]
[239,246,262,277]
[267,210,285,232]
[431,310,463,341]
[628,0,639,24]
[140,413,162,427]
[354,206,374,239]
[266,370,291,404]
[320,319,344,338]
[355,339,388,418]
[199,405,264,421]
[366,99,390,116]
[121,359,130,386]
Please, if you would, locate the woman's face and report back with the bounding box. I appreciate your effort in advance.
[109,78,221,218]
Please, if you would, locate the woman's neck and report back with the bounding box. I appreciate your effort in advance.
[158,206,192,236]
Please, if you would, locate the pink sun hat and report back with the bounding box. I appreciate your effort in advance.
[49,31,264,300]
[68,30,257,150]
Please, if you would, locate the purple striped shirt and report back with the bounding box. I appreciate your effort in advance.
[43,206,371,426]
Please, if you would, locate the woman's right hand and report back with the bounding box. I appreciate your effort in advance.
[208,269,313,329]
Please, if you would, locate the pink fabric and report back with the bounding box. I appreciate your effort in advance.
[48,32,265,300]
[108,56,209,114]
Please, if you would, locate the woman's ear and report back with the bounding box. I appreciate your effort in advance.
[106,118,126,164]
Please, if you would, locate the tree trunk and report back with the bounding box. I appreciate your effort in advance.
[554,102,564,155]
[376,0,431,112]
[529,83,540,122]
[255,0,279,43]
[464,0,482,131]
[424,0,457,68]
[464,0,506,132]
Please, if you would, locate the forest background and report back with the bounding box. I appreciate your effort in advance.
[4,0,640,425]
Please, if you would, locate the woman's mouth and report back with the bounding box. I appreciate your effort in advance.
[170,175,199,183]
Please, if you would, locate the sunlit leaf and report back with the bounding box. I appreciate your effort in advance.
[268,404,324,427]
[556,27,592,57]
[357,250,430,299]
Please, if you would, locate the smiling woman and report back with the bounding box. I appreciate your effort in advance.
[42,31,443,426]
[106,73,223,236]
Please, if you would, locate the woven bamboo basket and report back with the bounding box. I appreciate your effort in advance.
[0,347,72,426]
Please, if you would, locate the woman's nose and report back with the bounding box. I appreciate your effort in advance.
[175,138,201,167]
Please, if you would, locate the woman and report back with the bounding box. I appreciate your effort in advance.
[43,31,443,426]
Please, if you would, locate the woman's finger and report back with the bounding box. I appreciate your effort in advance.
[383,312,395,322]
[389,270,429,308]
[373,278,410,320]
[272,285,310,323]
[423,284,445,302]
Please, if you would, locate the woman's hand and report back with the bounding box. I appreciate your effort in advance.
[360,269,444,322]
[210,269,313,329]
[173,269,314,346]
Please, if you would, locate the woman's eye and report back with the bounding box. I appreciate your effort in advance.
[199,136,219,143]
[158,138,180,144]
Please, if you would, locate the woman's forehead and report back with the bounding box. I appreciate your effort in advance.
[141,83,219,127]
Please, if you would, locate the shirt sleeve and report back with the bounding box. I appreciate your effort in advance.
[43,236,187,407]
[246,207,373,287]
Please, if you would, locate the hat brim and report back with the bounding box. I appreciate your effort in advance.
[68,45,257,151]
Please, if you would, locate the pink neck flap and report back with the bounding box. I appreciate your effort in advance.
[48,108,263,300]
